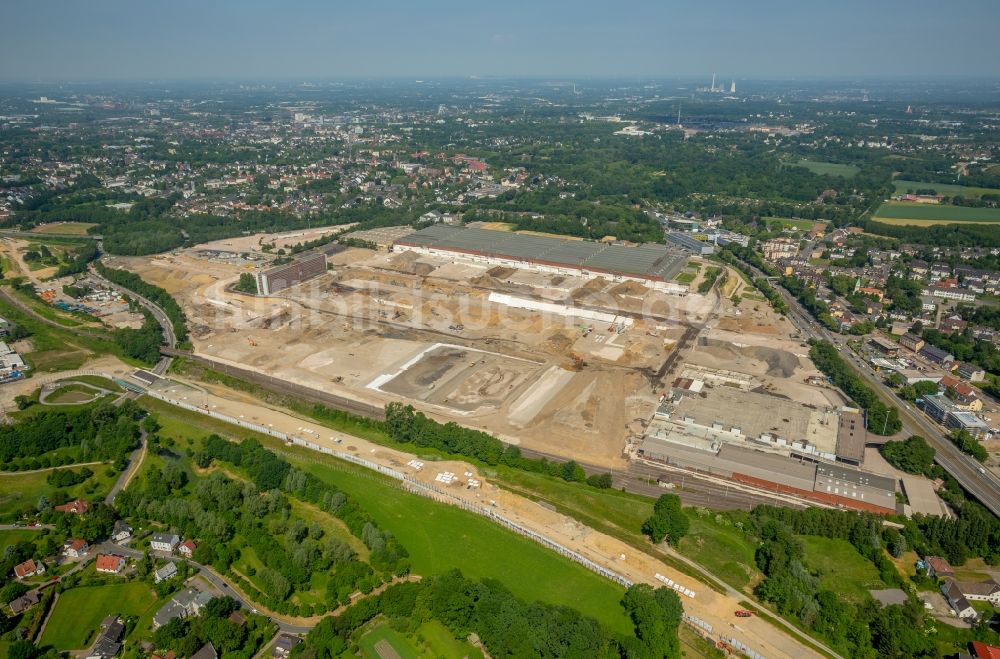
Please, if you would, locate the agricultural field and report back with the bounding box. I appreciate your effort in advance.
[892,179,1000,198]
[30,221,99,236]
[872,201,1000,225]
[39,582,159,650]
[800,536,883,602]
[795,160,859,178]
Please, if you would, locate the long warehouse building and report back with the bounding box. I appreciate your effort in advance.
[256,252,327,295]
[393,225,689,293]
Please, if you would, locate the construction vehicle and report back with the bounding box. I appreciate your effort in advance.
[247,336,258,347]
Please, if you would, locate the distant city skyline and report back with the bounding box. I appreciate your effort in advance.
[2,0,999,82]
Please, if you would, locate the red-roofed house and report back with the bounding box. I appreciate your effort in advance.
[53,499,90,515]
[178,540,197,558]
[95,554,126,574]
[13,558,44,579]
[925,555,954,578]
[971,641,1000,659]
[63,538,89,558]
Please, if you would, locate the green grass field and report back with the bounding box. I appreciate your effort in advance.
[137,404,631,633]
[297,458,632,634]
[30,222,99,236]
[795,160,859,178]
[40,582,159,650]
[360,623,421,659]
[762,217,820,231]
[800,536,883,602]
[678,512,760,593]
[0,464,117,517]
[674,271,696,284]
[892,179,1000,199]
[872,201,1000,224]
[0,528,51,552]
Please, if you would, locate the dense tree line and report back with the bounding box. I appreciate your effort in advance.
[880,436,935,476]
[295,571,682,659]
[809,341,902,435]
[152,595,275,658]
[921,327,1000,377]
[94,260,188,343]
[384,403,612,486]
[863,220,1000,247]
[746,506,943,658]
[0,401,140,465]
[113,307,163,364]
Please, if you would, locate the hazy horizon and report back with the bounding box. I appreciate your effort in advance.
[2,0,999,82]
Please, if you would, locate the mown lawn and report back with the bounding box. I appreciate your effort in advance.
[360,623,420,659]
[40,582,159,650]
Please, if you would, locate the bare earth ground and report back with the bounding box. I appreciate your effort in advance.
[116,243,841,470]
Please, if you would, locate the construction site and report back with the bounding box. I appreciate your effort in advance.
[111,224,940,514]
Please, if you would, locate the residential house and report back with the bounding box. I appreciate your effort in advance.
[95,554,126,575]
[190,643,218,659]
[152,588,213,629]
[178,539,196,558]
[63,538,89,558]
[970,641,1000,659]
[8,590,41,615]
[900,333,925,352]
[111,520,133,543]
[54,499,90,515]
[153,562,178,584]
[273,634,303,658]
[955,579,1000,607]
[942,578,979,620]
[89,615,125,658]
[924,555,955,578]
[13,558,45,579]
[956,362,987,382]
[150,533,180,553]
[940,376,983,412]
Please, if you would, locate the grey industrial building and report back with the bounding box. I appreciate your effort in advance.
[393,225,689,289]
[637,437,897,514]
[256,252,327,295]
[665,231,716,255]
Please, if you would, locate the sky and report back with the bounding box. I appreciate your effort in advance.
[2,0,998,82]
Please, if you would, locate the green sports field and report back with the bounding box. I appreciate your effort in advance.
[40,582,159,650]
[872,201,1000,225]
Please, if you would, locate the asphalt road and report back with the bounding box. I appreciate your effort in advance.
[88,263,175,376]
[743,261,1000,518]
[105,429,147,506]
